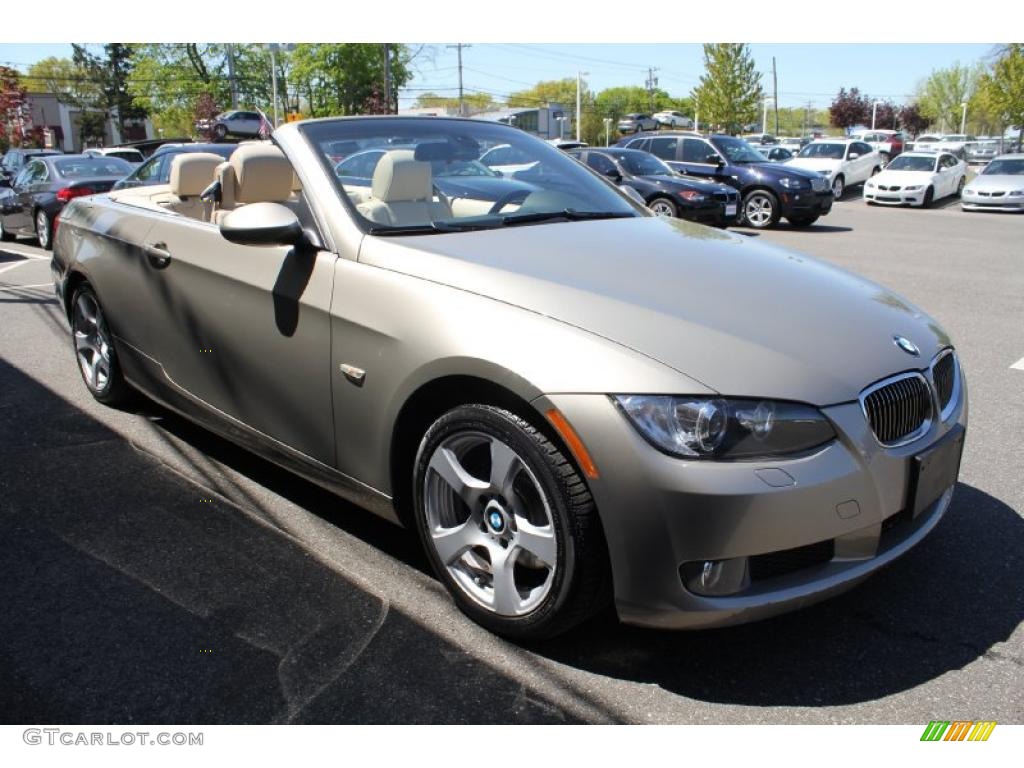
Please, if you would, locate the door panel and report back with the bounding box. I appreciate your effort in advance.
[139,217,338,464]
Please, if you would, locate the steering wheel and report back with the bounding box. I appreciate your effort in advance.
[488,188,532,215]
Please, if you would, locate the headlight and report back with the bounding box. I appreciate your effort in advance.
[678,190,707,202]
[964,187,975,194]
[819,170,832,177]
[1009,190,1024,196]
[905,185,923,191]
[613,395,836,460]
[778,177,808,189]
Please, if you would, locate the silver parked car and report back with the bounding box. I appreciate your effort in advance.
[52,117,967,638]
[961,154,1024,212]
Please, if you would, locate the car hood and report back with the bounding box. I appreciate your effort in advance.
[735,161,822,181]
[785,157,841,174]
[360,216,950,405]
[871,170,934,186]
[966,174,1024,191]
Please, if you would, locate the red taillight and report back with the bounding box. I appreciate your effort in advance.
[56,186,96,203]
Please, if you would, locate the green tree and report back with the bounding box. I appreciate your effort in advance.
[691,44,763,134]
[917,63,979,133]
[289,44,411,118]
[977,44,1024,144]
[72,44,148,135]
[414,91,495,113]
[26,57,98,105]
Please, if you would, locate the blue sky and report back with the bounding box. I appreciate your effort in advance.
[0,43,998,110]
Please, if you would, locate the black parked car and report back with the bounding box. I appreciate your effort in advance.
[113,143,238,190]
[0,154,133,249]
[571,148,739,227]
[0,148,62,183]
[617,132,833,228]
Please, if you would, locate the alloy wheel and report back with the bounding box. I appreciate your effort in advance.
[832,176,845,199]
[743,193,776,228]
[73,292,112,393]
[36,211,50,249]
[422,430,558,617]
[649,199,676,217]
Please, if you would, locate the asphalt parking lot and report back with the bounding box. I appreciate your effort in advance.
[0,193,1021,724]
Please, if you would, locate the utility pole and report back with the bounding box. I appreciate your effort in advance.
[576,70,588,142]
[383,44,391,114]
[644,67,659,112]
[772,56,778,135]
[447,43,470,116]
[227,44,238,109]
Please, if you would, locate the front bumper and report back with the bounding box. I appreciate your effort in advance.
[778,188,833,218]
[536,366,967,630]
[864,187,928,206]
[961,192,1024,212]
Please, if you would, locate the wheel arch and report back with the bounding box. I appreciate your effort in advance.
[388,372,580,529]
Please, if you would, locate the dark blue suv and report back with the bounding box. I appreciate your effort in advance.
[617,132,833,229]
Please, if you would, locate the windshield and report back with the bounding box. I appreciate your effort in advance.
[303,118,641,235]
[916,136,940,143]
[983,158,1024,175]
[619,152,673,176]
[54,158,133,178]
[710,136,767,163]
[885,155,937,172]
[105,150,144,163]
[943,135,967,142]
[798,143,845,159]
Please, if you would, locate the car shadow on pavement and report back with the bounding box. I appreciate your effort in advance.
[0,357,603,724]
[528,482,1023,707]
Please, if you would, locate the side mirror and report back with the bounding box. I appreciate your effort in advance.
[219,202,304,247]
[604,167,622,182]
[848,152,860,159]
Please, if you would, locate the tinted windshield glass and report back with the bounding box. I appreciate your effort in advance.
[983,159,1024,175]
[710,136,766,163]
[798,143,845,159]
[303,118,641,234]
[54,158,132,178]
[944,135,967,142]
[106,150,144,163]
[886,156,937,172]
[619,152,672,176]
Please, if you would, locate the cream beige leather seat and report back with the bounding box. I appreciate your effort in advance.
[357,150,450,227]
[212,144,295,224]
[163,153,224,220]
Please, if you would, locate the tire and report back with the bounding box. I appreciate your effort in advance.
[922,186,935,209]
[413,404,611,639]
[871,166,881,177]
[742,189,780,229]
[956,176,966,197]
[787,215,819,227]
[35,209,53,251]
[70,283,133,406]
[0,215,14,242]
[831,175,845,199]
[648,196,678,218]
[213,123,228,140]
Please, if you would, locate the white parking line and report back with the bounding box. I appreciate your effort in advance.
[0,282,52,290]
[0,259,36,276]
[0,245,48,260]
[1011,357,1024,371]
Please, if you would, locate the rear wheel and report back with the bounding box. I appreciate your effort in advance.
[70,283,133,406]
[742,189,780,229]
[35,209,52,251]
[413,404,610,639]
[213,123,227,140]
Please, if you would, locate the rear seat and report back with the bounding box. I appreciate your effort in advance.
[107,152,223,221]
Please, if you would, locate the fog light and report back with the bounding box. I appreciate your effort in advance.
[680,557,750,596]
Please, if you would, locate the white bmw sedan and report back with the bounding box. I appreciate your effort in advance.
[863,152,967,208]
[961,154,1024,212]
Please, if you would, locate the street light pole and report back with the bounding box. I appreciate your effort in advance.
[872,100,881,130]
[576,70,588,143]
[603,117,611,146]
[960,102,968,134]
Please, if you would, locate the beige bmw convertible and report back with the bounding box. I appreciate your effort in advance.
[51,117,967,638]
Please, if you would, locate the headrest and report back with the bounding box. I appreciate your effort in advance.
[371,150,432,203]
[169,153,225,198]
[229,144,294,204]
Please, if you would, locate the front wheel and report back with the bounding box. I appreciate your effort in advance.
[413,404,610,639]
[831,175,845,199]
[648,197,678,218]
[742,189,780,229]
[956,176,966,197]
[213,124,228,140]
[70,284,133,406]
[35,209,53,251]
[921,186,935,209]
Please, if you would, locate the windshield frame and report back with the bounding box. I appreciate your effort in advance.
[301,117,646,236]
[709,136,768,164]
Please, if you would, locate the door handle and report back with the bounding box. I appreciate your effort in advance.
[144,242,171,268]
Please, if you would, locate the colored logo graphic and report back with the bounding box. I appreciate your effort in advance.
[920,721,997,742]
